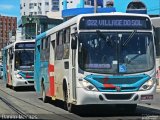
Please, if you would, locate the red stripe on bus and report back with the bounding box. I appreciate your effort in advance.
[103,77,115,88]
[104,84,115,88]
[26,75,32,79]
[49,76,55,96]
[7,72,11,85]
[47,64,55,97]
[25,73,32,79]
[49,64,54,72]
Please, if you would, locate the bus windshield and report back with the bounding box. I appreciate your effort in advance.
[15,50,34,71]
[78,32,154,74]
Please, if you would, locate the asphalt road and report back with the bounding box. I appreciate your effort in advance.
[0,80,160,120]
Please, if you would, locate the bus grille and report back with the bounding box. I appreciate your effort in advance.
[96,77,144,84]
[101,87,137,91]
[104,94,134,100]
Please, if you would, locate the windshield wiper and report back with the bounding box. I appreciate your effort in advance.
[123,30,137,46]
[127,53,141,64]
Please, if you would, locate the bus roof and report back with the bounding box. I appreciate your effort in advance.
[36,12,151,41]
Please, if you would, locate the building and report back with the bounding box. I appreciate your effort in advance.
[0,16,17,48]
[19,0,115,38]
[50,0,115,19]
[20,0,52,16]
[19,0,63,39]
[19,15,62,39]
[0,15,17,63]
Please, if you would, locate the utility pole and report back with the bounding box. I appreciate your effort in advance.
[94,0,97,13]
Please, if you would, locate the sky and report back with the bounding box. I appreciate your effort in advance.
[0,0,20,20]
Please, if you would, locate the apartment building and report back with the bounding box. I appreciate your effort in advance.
[48,0,114,19]
[19,0,63,39]
[0,15,17,63]
[20,0,52,16]
[0,16,17,49]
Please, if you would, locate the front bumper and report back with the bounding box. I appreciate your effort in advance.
[12,78,34,87]
[76,83,156,105]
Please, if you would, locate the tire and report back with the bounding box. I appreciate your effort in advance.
[6,83,9,88]
[41,82,48,103]
[12,86,16,91]
[63,83,75,112]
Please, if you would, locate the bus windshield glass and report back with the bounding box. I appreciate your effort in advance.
[78,32,154,74]
[15,50,34,71]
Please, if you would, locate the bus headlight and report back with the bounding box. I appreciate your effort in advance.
[16,74,23,79]
[79,78,98,91]
[139,79,155,91]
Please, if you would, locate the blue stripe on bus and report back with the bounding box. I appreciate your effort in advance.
[18,71,34,80]
[36,32,47,40]
[84,74,150,92]
[36,39,41,46]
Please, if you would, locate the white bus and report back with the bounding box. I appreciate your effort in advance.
[3,40,35,90]
[34,13,157,112]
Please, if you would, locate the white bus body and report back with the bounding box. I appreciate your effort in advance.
[35,13,157,112]
[3,40,35,88]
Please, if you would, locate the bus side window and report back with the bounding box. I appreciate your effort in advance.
[63,28,70,59]
[46,36,50,60]
[63,28,70,43]
[63,29,66,43]
[56,30,64,60]
[45,36,50,49]
[51,41,55,49]
[41,37,50,61]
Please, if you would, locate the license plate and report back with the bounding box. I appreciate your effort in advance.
[141,95,153,100]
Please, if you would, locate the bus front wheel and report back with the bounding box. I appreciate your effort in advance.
[63,84,75,112]
[12,86,17,91]
[6,83,9,88]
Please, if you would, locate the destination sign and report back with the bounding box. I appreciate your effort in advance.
[15,42,35,49]
[79,16,151,30]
